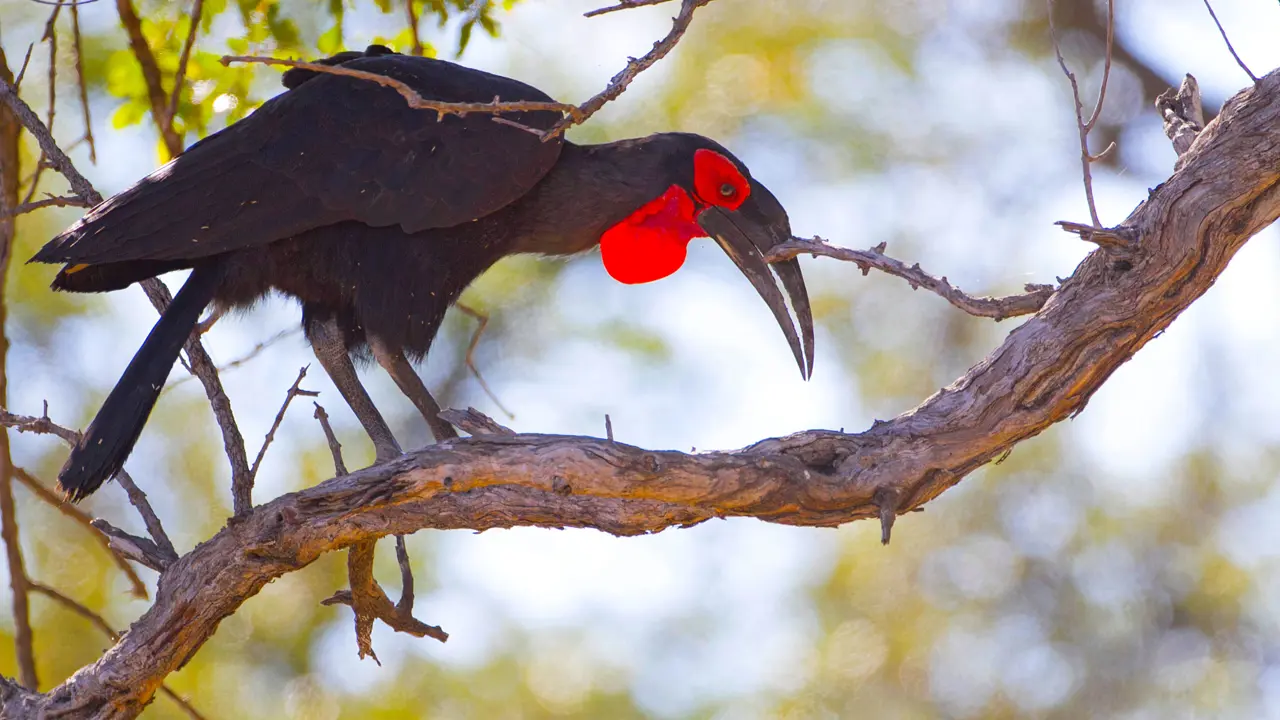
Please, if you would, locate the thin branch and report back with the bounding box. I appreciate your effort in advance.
[165,0,204,127]
[0,51,36,691]
[139,280,253,518]
[312,403,348,477]
[438,406,516,436]
[20,1,63,209]
[89,519,173,572]
[1202,0,1257,84]
[28,583,207,719]
[12,467,147,598]
[116,0,184,157]
[585,0,675,17]
[164,327,301,394]
[0,77,102,203]
[248,366,318,484]
[219,55,581,120]
[452,303,514,419]
[0,407,177,560]
[545,0,713,138]
[1048,0,1114,228]
[0,193,91,219]
[70,0,95,162]
[766,237,1056,321]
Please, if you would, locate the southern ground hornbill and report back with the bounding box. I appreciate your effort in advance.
[32,45,815,501]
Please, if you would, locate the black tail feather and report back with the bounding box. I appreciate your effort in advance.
[57,260,225,501]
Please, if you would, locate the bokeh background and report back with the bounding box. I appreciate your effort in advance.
[3,0,1280,717]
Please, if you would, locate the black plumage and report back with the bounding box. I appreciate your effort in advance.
[32,46,814,501]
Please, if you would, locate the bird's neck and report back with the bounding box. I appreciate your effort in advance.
[503,139,682,258]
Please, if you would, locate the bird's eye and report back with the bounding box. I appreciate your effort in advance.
[719,183,736,197]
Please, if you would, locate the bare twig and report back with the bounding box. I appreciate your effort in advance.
[249,366,318,484]
[0,406,177,560]
[165,0,205,128]
[12,467,147,598]
[393,535,414,615]
[585,0,675,17]
[1157,75,1205,165]
[546,0,713,138]
[452,303,514,419]
[605,414,614,442]
[116,0,184,157]
[0,76,102,203]
[312,403,348,477]
[438,406,516,436]
[0,193,91,219]
[28,583,207,719]
[1055,220,1138,249]
[90,519,173,572]
[321,540,448,660]
[70,0,95,162]
[766,238,1056,320]
[19,2,64,210]
[139,280,254,517]
[1048,0,1114,228]
[1202,0,1257,84]
[220,55,580,120]
[164,327,301,394]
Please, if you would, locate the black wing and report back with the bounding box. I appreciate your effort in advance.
[33,50,564,266]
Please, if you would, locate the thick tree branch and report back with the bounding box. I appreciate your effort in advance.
[16,66,1280,717]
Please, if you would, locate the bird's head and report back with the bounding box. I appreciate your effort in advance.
[597,133,814,379]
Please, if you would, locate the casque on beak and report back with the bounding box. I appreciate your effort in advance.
[697,201,815,380]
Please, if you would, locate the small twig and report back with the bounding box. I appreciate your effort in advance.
[438,407,516,436]
[312,403,348,477]
[0,406,178,560]
[248,366,318,487]
[1048,0,1114,228]
[165,327,301,394]
[394,535,414,615]
[605,414,614,443]
[117,0,184,156]
[0,471,36,688]
[12,467,147,598]
[0,194,91,219]
[322,540,448,660]
[139,280,253,517]
[1054,221,1137,250]
[1157,75,1205,165]
[0,76,102,203]
[545,0,714,139]
[69,0,95,162]
[766,238,1055,321]
[452,303,514,419]
[585,0,675,17]
[89,519,173,573]
[220,55,580,121]
[112,471,178,563]
[28,583,207,719]
[1202,0,1257,84]
[13,44,34,90]
[165,0,205,128]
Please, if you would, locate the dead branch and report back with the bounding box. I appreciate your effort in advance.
[439,407,516,436]
[766,237,1055,321]
[1201,0,1257,84]
[249,366,318,485]
[452,303,514,418]
[116,0,184,157]
[1048,0,1115,228]
[12,467,148,598]
[11,66,1280,716]
[1158,74,1206,164]
[585,0,676,17]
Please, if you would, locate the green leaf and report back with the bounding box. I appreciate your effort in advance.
[317,21,344,55]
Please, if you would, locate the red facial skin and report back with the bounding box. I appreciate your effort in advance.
[600,149,752,285]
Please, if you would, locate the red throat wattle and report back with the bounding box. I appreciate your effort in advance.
[600,149,751,285]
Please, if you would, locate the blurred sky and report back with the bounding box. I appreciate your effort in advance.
[6,0,1280,716]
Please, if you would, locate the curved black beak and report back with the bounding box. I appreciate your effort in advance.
[698,202,815,380]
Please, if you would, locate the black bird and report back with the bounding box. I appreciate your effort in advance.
[32,46,815,501]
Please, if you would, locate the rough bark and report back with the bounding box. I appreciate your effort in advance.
[8,55,1280,720]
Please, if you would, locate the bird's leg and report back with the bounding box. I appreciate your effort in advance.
[306,317,403,463]
[369,339,459,443]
